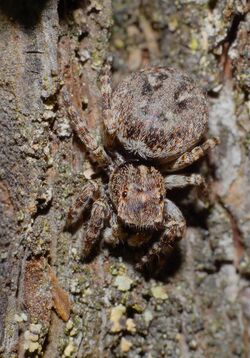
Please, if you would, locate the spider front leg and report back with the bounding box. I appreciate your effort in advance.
[136,199,186,270]
[82,198,110,258]
[100,60,118,138]
[103,213,127,248]
[62,88,111,168]
[165,137,220,172]
[165,173,208,196]
[66,181,99,227]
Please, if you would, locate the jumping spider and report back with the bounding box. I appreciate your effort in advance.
[63,66,219,270]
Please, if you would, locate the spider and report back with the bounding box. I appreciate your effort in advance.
[63,66,219,270]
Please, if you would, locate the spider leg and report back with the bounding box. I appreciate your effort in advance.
[66,181,99,227]
[100,61,112,113]
[165,137,219,172]
[100,60,118,138]
[62,88,111,168]
[103,212,127,247]
[165,173,207,196]
[136,199,186,270]
[82,198,110,258]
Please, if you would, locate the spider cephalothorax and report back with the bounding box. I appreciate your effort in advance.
[109,163,165,229]
[63,66,219,269]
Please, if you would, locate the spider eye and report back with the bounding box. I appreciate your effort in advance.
[122,191,127,198]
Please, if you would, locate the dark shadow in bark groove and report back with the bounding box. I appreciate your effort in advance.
[225,13,246,47]
[208,0,218,10]
[58,0,89,21]
[0,0,49,27]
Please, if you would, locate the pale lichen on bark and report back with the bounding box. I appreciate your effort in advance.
[0,0,249,357]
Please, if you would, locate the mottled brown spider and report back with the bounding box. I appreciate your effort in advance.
[63,66,219,270]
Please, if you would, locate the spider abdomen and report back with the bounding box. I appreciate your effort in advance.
[110,67,208,163]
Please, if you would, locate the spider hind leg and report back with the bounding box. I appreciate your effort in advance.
[136,199,186,270]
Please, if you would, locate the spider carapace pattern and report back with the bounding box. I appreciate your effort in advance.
[63,66,219,270]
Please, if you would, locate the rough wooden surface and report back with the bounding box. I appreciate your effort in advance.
[0,1,249,357]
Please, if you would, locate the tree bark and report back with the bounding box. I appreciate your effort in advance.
[0,1,249,357]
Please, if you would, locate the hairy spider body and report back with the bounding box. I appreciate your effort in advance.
[63,66,219,269]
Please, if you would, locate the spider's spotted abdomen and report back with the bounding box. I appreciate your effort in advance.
[110,67,208,163]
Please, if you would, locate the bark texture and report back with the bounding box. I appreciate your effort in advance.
[0,0,249,357]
